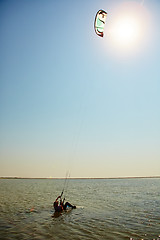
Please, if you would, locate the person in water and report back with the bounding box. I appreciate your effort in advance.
[53,195,76,212]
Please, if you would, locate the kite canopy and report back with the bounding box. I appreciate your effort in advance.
[94,10,107,37]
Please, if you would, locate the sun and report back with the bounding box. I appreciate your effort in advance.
[111,16,140,47]
[107,1,150,52]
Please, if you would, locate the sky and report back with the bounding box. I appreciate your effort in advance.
[0,0,160,178]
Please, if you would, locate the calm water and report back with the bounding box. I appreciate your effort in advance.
[0,178,160,240]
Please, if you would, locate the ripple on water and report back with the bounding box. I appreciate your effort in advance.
[0,178,160,240]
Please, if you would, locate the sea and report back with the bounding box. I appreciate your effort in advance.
[0,178,160,240]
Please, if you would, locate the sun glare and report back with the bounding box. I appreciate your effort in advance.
[107,1,150,53]
[112,16,140,47]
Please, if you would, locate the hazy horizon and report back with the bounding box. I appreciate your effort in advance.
[1,175,160,180]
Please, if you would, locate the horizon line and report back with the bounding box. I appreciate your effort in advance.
[0,176,160,180]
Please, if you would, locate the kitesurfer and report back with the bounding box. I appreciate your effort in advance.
[53,195,76,212]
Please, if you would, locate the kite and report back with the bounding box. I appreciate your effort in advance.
[94,10,107,37]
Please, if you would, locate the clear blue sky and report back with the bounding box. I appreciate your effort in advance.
[0,0,160,178]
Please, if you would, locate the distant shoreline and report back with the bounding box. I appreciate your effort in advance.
[0,176,160,180]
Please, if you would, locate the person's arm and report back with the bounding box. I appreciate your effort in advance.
[53,196,61,208]
[60,198,65,205]
[55,195,61,201]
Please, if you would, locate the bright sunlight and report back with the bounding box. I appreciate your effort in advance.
[111,16,140,47]
[108,1,150,53]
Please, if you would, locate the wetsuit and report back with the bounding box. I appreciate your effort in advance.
[54,200,76,212]
[54,205,63,212]
[54,201,63,212]
[63,202,75,210]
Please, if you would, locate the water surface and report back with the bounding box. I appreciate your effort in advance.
[0,178,160,240]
